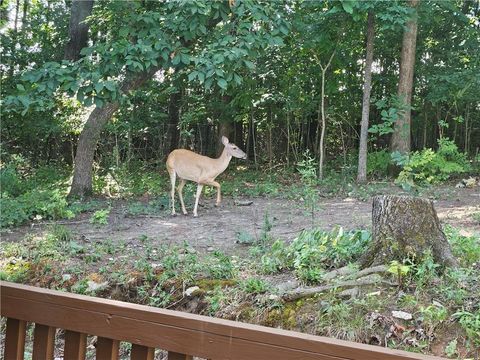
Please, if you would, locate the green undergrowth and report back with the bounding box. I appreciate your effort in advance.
[2,222,478,357]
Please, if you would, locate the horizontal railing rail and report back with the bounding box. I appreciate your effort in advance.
[1,281,442,359]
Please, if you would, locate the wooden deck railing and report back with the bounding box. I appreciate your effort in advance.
[1,281,442,359]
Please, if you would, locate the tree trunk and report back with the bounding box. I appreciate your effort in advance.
[317,51,335,180]
[390,0,419,157]
[68,68,159,198]
[167,87,182,154]
[64,0,94,61]
[357,11,375,183]
[217,95,233,156]
[233,120,244,150]
[359,195,459,269]
[22,0,28,25]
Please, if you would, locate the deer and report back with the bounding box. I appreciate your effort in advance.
[166,136,247,217]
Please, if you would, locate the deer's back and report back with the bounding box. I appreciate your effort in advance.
[166,149,216,182]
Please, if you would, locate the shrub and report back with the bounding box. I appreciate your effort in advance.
[395,138,470,189]
[366,149,391,178]
[288,227,371,284]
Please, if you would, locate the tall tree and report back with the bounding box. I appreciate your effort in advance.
[64,0,94,61]
[357,11,375,183]
[167,80,182,155]
[390,0,420,157]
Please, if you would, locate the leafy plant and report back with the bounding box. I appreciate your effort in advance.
[394,138,471,189]
[453,310,480,347]
[387,260,412,288]
[90,208,111,226]
[366,149,391,178]
[288,227,370,284]
[297,150,320,223]
[241,278,270,294]
[205,252,237,280]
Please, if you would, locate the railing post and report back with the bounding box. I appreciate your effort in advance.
[167,351,193,360]
[96,337,120,359]
[32,324,56,360]
[64,330,87,360]
[131,344,155,360]
[4,318,27,360]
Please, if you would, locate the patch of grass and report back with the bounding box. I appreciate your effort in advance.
[473,212,480,225]
[205,251,237,280]
[126,196,169,216]
[445,225,480,267]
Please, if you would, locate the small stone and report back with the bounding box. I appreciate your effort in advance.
[86,280,108,293]
[62,274,72,282]
[185,286,200,297]
[207,247,215,252]
[268,294,279,301]
[392,310,413,321]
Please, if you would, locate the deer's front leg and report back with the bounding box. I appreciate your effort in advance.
[193,183,204,217]
[204,180,221,206]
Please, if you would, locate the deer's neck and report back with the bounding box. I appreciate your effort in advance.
[214,147,232,175]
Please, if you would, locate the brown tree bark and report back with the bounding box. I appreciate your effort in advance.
[64,0,94,61]
[68,67,159,198]
[390,0,420,157]
[217,95,233,156]
[357,11,375,183]
[314,51,335,180]
[167,87,182,155]
[359,195,459,269]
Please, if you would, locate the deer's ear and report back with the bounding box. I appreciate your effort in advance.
[222,136,229,145]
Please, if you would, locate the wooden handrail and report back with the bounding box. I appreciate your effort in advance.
[1,281,443,359]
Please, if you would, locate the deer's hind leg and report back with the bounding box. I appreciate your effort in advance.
[177,178,188,215]
[168,168,176,215]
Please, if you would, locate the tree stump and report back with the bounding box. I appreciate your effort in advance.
[359,195,459,269]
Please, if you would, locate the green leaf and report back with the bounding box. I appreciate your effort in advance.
[341,0,354,14]
[188,71,198,81]
[217,78,228,90]
[95,83,104,93]
[244,60,255,69]
[105,81,116,92]
[16,84,25,92]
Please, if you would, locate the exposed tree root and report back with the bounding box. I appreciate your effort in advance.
[281,265,394,302]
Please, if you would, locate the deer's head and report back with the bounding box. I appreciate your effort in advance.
[222,136,247,159]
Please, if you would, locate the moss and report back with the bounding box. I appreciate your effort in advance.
[0,258,31,282]
[264,300,308,329]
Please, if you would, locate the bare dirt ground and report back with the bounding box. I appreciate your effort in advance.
[3,187,479,253]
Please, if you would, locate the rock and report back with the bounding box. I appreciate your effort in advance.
[185,286,200,297]
[86,280,108,293]
[268,294,280,301]
[392,310,413,321]
[234,200,253,206]
[276,280,299,294]
[339,287,359,299]
[62,274,72,282]
[207,247,215,252]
